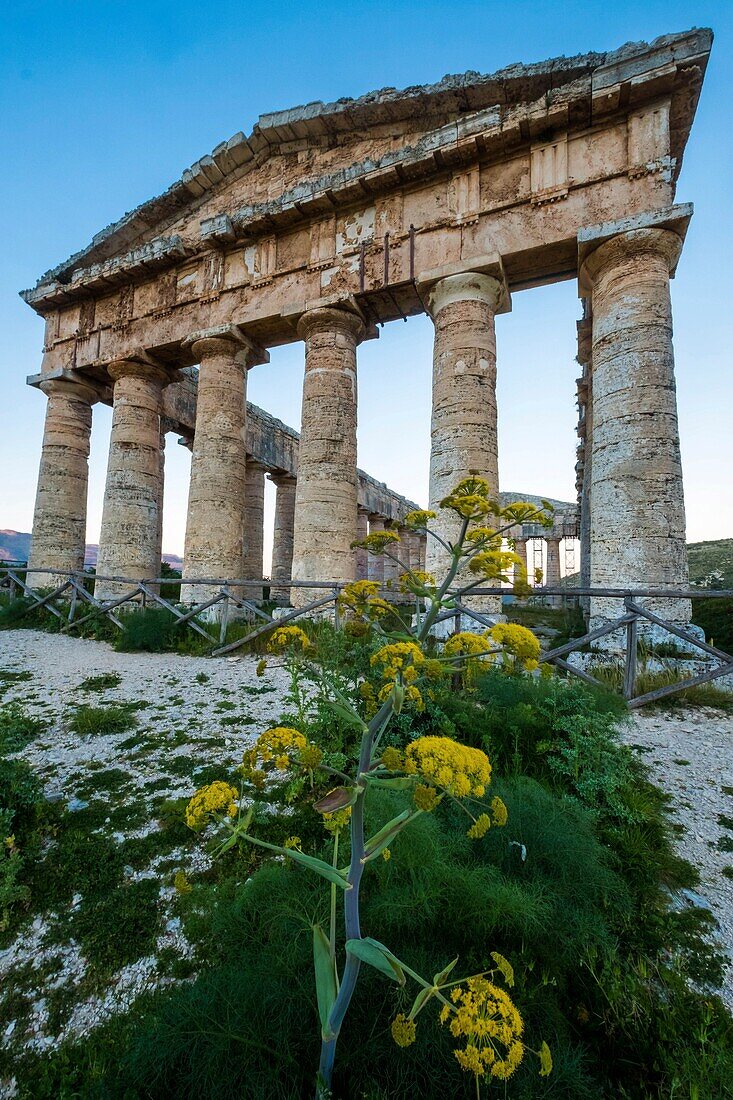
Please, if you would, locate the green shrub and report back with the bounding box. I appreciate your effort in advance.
[692,597,733,654]
[115,608,179,652]
[0,703,46,753]
[69,705,137,737]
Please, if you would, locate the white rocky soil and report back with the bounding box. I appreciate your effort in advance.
[622,707,733,1011]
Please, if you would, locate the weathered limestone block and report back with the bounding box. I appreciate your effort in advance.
[382,522,401,597]
[95,362,170,600]
[27,378,97,587]
[270,473,296,604]
[181,331,264,605]
[242,461,266,601]
[425,271,506,614]
[367,515,385,583]
[355,509,369,580]
[581,228,691,627]
[290,307,364,606]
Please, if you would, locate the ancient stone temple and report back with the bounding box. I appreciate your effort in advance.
[21,29,711,625]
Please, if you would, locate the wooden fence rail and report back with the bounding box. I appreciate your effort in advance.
[1,565,731,708]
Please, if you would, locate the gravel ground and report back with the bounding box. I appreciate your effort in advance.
[622,707,733,1011]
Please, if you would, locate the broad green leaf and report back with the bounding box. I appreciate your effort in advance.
[433,956,459,987]
[238,832,350,889]
[325,700,367,730]
[363,809,414,860]
[363,776,414,791]
[408,984,435,1019]
[312,924,338,1035]
[345,937,405,985]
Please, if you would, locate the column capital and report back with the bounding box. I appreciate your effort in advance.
[39,375,99,405]
[428,271,510,319]
[580,228,684,293]
[268,470,296,488]
[184,324,269,368]
[296,306,365,345]
[107,359,172,387]
[577,203,692,293]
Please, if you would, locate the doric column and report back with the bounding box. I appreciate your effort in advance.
[576,313,593,621]
[355,509,369,580]
[513,536,528,585]
[382,522,401,594]
[291,307,365,606]
[150,424,167,594]
[425,271,508,615]
[95,361,170,601]
[270,473,297,605]
[580,227,691,628]
[367,516,385,584]
[27,377,97,587]
[181,330,266,606]
[545,537,562,606]
[243,461,266,602]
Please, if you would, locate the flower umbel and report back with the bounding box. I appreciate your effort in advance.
[185,781,238,830]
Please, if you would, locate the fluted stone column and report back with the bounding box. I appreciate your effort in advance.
[425,271,507,615]
[27,377,97,587]
[367,516,385,584]
[580,227,690,628]
[291,307,365,606]
[545,537,562,606]
[181,331,265,606]
[577,315,593,621]
[95,362,170,600]
[270,473,297,604]
[150,425,167,594]
[243,461,266,602]
[382,522,401,596]
[355,509,369,580]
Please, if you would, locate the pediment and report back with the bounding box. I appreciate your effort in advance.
[22,27,711,312]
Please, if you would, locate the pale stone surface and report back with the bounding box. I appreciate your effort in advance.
[95,362,170,601]
[581,228,690,628]
[242,461,266,601]
[180,334,259,605]
[290,308,364,606]
[426,272,505,613]
[27,379,96,587]
[545,537,562,606]
[367,516,385,583]
[513,537,528,583]
[270,473,296,604]
[355,509,369,580]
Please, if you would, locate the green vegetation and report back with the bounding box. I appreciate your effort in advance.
[0,703,46,753]
[78,673,122,692]
[69,704,138,737]
[692,597,733,654]
[688,538,733,589]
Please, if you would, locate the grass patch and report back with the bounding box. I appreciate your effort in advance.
[0,703,46,753]
[78,673,122,692]
[69,704,137,737]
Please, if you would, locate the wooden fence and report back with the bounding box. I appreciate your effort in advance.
[1,565,731,708]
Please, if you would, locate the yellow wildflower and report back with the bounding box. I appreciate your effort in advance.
[173,870,192,894]
[267,625,310,654]
[443,632,493,658]
[490,951,514,987]
[242,726,321,782]
[404,736,491,799]
[323,807,352,835]
[378,682,424,711]
[467,813,491,839]
[382,848,391,861]
[403,509,436,529]
[440,975,524,1081]
[489,623,540,668]
[300,743,323,769]
[398,570,435,593]
[284,835,302,851]
[391,1014,417,1047]
[490,796,508,827]
[414,784,439,812]
[354,530,400,554]
[185,781,239,830]
[381,746,404,771]
[469,549,522,581]
[539,1040,553,1077]
[370,641,425,681]
[255,658,267,677]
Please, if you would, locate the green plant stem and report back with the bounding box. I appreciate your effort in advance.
[418,515,470,642]
[329,830,339,973]
[316,696,393,1095]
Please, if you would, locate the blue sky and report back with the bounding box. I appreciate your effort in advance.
[1,0,731,564]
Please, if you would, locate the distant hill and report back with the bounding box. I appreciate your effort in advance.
[688,539,733,589]
[0,530,183,570]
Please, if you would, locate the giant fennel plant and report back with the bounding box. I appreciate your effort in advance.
[186,478,555,1097]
